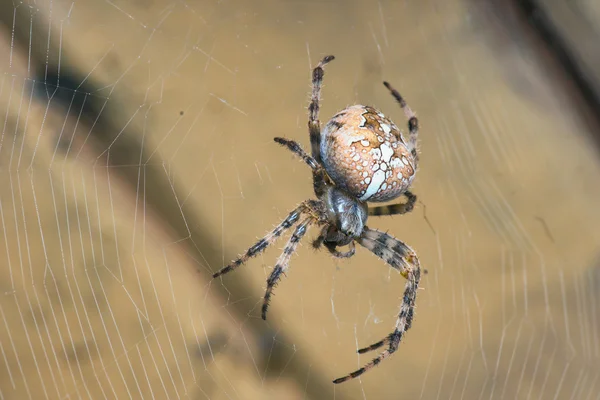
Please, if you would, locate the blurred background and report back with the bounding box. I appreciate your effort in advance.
[1,0,600,399]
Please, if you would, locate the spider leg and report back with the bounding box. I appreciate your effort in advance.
[324,241,356,258]
[262,217,313,320]
[308,55,335,197]
[212,203,308,278]
[383,81,419,162]
[312,226,327,250]
[274,137,320,171]
[368,191,417,217]
[309,55,334,163]
[358,228,420,343]
[333,228,421,384]
[312,226,356,258]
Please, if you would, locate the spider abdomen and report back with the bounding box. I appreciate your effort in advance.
[320,105,416,203]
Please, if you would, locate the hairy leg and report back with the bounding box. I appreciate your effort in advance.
[274,137,320,171]
[212,203,308,278]
[262,218,312,320]
[333,228,421,384]
[383,81,419,162]
[368,191,417,217]
[308,55,335,162]
[308,55,335,197]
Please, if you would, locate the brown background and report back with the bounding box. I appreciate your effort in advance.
[0,0,600,399]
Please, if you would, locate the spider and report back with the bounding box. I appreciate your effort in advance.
[212,55,422,384]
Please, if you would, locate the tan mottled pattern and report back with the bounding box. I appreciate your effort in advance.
[320,105,416,202]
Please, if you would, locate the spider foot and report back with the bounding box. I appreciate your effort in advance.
[357,334,392,354]
[261,302,270,321]
[333,344,397,384]
[332,332,402,384]
[357,331,402,354]
[332,364,371,384]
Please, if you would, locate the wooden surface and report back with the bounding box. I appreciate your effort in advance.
[540,0,600,98]
[1,0,600,399]
[512,0,600,150]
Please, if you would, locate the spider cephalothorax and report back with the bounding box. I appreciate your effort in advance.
[212,55,422,384]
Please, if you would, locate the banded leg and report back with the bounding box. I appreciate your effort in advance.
[333,228,421,384]
[212,203,308,278]
[383,81,419,161]
[368,191,417,217]
[308,55,335,196]
[262,218,312,320]
[274,137,320,171]
[308,55,334,162]
[356,229,420,343]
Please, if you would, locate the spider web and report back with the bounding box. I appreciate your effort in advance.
[1,0,600,399]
